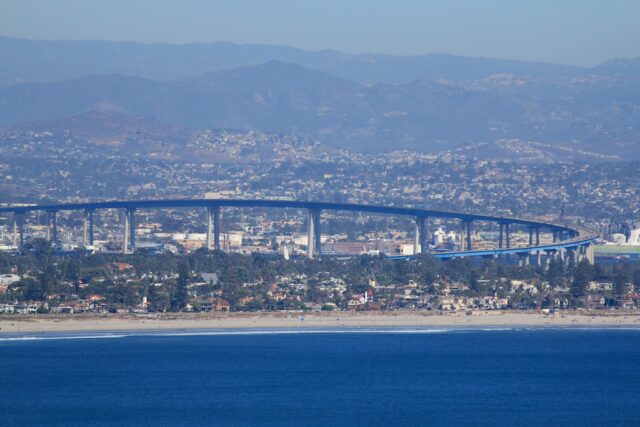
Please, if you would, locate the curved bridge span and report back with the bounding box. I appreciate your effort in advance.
[0,199,596,263]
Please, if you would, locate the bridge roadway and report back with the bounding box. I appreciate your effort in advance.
[0,198,597,263]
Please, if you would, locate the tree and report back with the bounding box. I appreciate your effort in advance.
[171,262,189,311]
[19,278,45,301]
[613,265,630,297]
[148,285,170,312]
[571,260,592,298]
[633,268,640,292]
[547,259,566,288]
[469,269,481,294]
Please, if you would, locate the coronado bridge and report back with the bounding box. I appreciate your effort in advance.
[0,199,597,265]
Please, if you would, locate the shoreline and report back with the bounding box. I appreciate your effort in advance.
[3,311,640,334]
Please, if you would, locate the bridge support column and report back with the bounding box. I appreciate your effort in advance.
[48,211,58,247]
[45,213,50,241]
[122,210,129,254]
[498,223,504,249]
[306,208,322,259]
[307,209,316,259]
[83,209,94,246]
[505,223,511,249]
[82,212,88,247]
[535,228,540,246]
[535,250,542,267]
[414,216,427,254]
[544,250,555,269]
[214,207,221,251]
[12,213,24,249]
[128,208,136,253]
[466,220,472,251]
[517,252,530,267]
[528,227,533,246]
[12,215,18,248]
[568,247,577,265]
[82,210,89,247]
[585,244,594,264]
[206,206,214,251]
[414,217,427,254]
[19,220,24,249]
[313,209,321,259]
[422,217,429,253]
[90,212,94,245]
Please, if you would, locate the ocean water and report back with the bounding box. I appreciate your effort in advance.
[1,328,640,426]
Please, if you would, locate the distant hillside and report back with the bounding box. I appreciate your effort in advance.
[0,60,639,158]
[2,36,636,88]
[20,110,194,148]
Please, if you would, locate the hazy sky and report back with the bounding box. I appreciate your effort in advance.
[2,0,638,66]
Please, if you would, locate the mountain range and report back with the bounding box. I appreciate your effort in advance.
[0,37,639,159]
[2,36,639,87]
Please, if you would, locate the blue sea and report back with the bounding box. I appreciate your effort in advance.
[1,328,640,426]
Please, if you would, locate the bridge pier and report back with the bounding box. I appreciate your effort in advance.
[313,209,321,258]
[214,207,220,250]
[585,244,594,264]
[307,209,314,258]
[206,206,213,251]
[578,247,585,264]
[128,208,136,253]
[12,215,18,248]
[414,216,427,254]
[122,210,129,254]
[544,249,556,268]
[90,210,94,245]
[205,206,222,251]
[12,213,24,249]
[82,209,94,247]
[307,209,315,259]
[82,211,88,247]
[47,211,58,247]
[421,217,429,253]
[517,252,530,267]
[306,208,322,259]
[19,216,24,249]
[535,228,540,245]
[122,208,137,254]
[528,227,533,246]
[45,212,50,241]
[459,220,472,251]
[505,223,511,249]
[563,247,570,266]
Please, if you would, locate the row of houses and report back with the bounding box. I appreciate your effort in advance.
[1,303,40,314]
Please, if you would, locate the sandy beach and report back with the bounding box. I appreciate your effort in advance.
[2,311,640,334]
